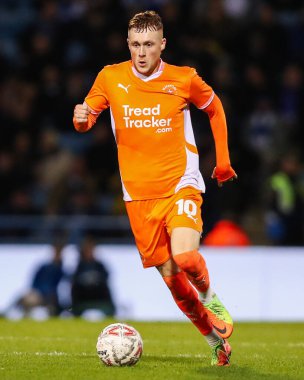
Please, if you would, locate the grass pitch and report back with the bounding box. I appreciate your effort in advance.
[0,319,303,380]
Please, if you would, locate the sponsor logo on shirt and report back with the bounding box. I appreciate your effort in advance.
[122,104,172,133]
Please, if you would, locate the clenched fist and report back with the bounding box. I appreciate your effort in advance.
[211,165,238,187]
[73,103,93,132]
[74,103,90,123]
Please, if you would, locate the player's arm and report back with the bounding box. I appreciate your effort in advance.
[73,102,98,133]
[203,95,237,187]
[73,69,109,133]
[189,68,237,187]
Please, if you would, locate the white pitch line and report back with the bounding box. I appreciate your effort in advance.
[143,353,207,359]
[2,351,91,357]
[0,336,90,342]
[3,351,207,359]
[239,342,304,348]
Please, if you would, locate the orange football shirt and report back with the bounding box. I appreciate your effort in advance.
[84,60,214,201]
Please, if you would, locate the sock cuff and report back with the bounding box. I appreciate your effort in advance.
[174,249,202,269]
[173,250,210,293]
[175,249,200,258]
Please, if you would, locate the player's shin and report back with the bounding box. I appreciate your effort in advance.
[162,271,213,336]
[173,249,234,339]
[173,250,210,294]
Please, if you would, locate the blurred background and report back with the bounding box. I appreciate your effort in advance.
[0,0,304,321]
[0,0,303,245]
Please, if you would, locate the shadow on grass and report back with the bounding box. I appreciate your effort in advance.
[143,356,298,380]
[143,355,206,364]
[199,366,297,380]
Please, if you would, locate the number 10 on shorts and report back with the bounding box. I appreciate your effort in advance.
[175,199,198,223]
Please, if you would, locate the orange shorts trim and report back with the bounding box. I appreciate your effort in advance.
[125,187,203,268]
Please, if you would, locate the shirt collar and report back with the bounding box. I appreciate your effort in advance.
[131,59,165,82]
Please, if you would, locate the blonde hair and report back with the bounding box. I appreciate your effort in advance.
[128,10,163,32]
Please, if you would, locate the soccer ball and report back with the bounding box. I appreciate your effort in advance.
[96,323,143,366]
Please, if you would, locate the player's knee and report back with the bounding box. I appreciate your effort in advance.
[174,250,206,276]
[156,257,180,277]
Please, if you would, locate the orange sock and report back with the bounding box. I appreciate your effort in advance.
[174,250,210,293]
[163,271,213,336]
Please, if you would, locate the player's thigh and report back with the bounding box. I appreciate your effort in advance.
[171,227,201,256]
[166,187,202,255]
[167,187,203,233]
[125,199,171,268]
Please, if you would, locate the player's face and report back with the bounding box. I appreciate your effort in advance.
[128,28,166,77]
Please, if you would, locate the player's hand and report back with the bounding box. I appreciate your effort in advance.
[211,165,237,187]
[73,103,90,123]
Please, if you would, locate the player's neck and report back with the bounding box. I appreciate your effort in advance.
[132,59,164,82]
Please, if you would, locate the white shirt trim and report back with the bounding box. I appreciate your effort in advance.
[131,59,164,82]
[84,101,100,115]
[198,91,215,110]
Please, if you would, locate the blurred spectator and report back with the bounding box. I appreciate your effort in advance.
[223,0,250,19]
[244,96,281,166]
[278,63,304,144]
[8,241,65,318]
[33,129,73,213]
[71,235,116,317]
[0,151,20,207]
[203,215,250,246]
[279,63,303,125]
[265,153,304,246]
[239,64,269,116]
[48,155,97,215]
[85,125,118,192]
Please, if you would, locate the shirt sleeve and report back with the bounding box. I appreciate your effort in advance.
[84,69,110,114]
[188,68,214,109]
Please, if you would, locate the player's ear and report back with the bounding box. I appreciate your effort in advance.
[161,38,166,52]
